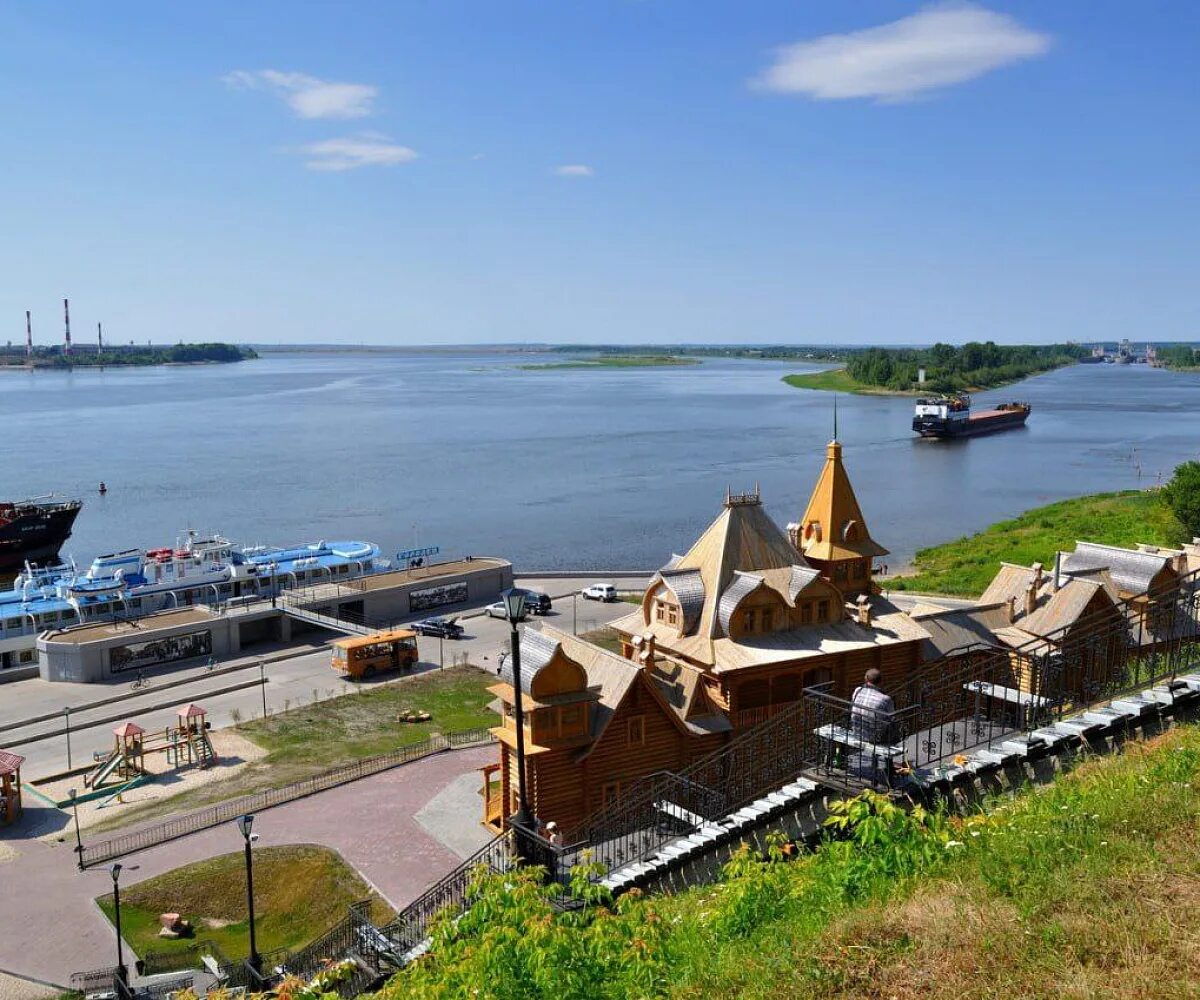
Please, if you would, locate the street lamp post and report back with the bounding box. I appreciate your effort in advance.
[237,814,262,977]
[110,864,128,991]
[258,660,268,718]
[501,588,535,840]
[68,788,83,864]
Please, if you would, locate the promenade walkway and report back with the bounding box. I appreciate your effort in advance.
[0,745,494,988]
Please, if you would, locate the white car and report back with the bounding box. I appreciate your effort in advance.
[485,601,527,620]
[581,583,618,602]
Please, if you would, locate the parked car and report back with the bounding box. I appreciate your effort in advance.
[525,591,553,615]
[582,583,618,602]
[411,617,465,639]
[485,601,527,620]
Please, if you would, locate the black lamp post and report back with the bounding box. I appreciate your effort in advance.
[110,864,128,990]
[237,814,262,977]
[68,788,83,864]
[501,588,535,836]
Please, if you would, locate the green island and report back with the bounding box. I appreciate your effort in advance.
[784,342,1089,395]
[1156,344,1200,371]
[887,488,1184,597]
[96,845,392,968]
[521,354,698,370]
[379,723,1200,999]
[0,342,256,369]
[90,666,495,832]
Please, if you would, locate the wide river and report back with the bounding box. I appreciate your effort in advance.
[2,352,1197,572]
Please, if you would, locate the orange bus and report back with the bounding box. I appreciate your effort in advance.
[331,629,419,680]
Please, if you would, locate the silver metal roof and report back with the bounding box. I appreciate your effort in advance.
[655,568,706,635]
[717,571,764,636]
[1064,542,1172,596]
[498,628,560,695]
[787,565,822,602]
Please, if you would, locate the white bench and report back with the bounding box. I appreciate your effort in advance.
[963,681,1048,728]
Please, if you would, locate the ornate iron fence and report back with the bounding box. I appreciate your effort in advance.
[78,728,494,867]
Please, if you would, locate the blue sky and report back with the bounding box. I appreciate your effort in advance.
[1,2,1196,346]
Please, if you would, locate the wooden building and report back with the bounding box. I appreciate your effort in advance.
[484,440,928,833]
[483,625,730,833]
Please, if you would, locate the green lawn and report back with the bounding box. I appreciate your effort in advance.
[579,626,623,655]
[520,354,698,370]
[782,368,917,395]
[239,665,495,764]
[96,845,391,968]
[888,489,1183,597]
[90,666,496,832]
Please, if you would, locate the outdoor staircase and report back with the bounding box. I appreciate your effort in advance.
[597,777,821,895]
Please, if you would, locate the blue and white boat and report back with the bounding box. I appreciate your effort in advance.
[0,532,385,669]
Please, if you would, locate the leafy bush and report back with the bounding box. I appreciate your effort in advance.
[1162,461,1200,540]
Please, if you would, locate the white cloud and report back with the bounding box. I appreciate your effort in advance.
[750,2,1050,103]
[554,164,594,177]
[298,133,419,172]
[224,69,378,119]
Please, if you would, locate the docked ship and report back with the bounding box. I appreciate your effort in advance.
[0,532,385,670]
[912,395,1031,438]
[0,497,83,572]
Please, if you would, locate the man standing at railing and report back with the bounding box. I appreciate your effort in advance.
[850,668,896,781]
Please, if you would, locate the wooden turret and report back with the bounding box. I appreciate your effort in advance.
[789,438,888,596]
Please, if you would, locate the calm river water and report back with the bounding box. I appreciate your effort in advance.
[2,353,1198,571]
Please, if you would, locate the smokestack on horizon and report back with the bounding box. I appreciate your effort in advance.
[25,311,32,358]
[63,298,72,356]
[98,321,103,353]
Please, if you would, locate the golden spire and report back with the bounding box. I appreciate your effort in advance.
[796,436,887,563]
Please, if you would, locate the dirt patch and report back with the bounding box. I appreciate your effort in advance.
[36,728,267,836]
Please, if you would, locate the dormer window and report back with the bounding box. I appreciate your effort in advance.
[741,608,757,632]
[817,600,829,623]
[761,608,774,631]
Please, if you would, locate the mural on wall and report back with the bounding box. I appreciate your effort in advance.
[410,581,469,613]
[109,629,213,674]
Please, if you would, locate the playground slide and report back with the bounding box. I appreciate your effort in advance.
[85,751,121,790]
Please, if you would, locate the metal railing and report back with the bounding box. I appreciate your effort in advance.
[376,830,517,955]
[78,728,494,867]
[562,566,1200,871]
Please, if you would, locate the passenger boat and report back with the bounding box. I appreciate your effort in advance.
[0,532,385,670]
[912,395,1031,438]
[0,497,82,572]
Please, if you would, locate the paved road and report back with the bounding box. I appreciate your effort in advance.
[0,746,495,988]
[1,577,639,779]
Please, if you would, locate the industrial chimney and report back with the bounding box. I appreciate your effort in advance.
[97,322,103,353]
[63,299,72,356]
[25,311,32,358]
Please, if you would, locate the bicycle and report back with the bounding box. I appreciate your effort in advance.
[130,672,150,691]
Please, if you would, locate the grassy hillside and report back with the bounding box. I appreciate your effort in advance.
[888,490,1184,597]
[782,368,911,395]
[378,723,1200,999]
[97,845,391,967]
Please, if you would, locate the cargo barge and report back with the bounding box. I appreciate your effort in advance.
[0,497,82,572]
[912,395,1030,438]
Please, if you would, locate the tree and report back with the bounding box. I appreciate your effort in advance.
[1162,461,1200,540]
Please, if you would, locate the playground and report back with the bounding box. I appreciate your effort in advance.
[25,704,265,832]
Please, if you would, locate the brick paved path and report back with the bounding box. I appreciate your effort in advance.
[0,746,494,986]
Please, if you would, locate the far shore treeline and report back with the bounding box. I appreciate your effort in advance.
[840,342,1089,393]
[0,342,256,368]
